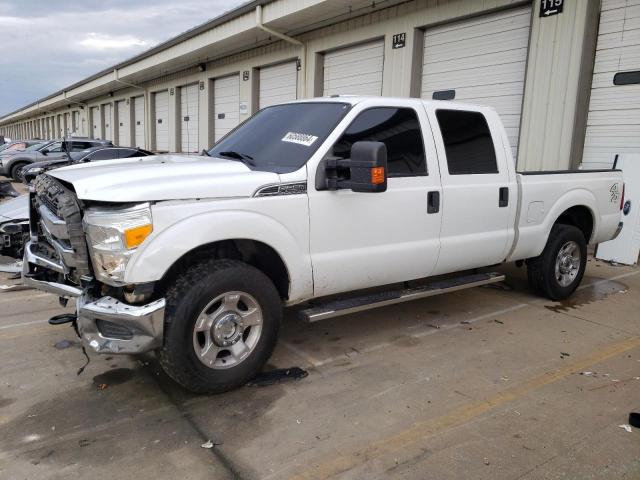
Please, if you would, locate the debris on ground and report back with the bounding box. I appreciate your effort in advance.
[483,457,490,465]
[246,367,308,387]
[97,383,108,390]
[54,340,74,350]
[201,439,222,449]
[560,352,570,359]
[618,424,632,433]
[494,319,504,324]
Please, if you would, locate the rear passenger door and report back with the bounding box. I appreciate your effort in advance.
[428,107,515,275]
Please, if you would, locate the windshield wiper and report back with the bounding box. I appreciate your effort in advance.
[200,149,212,157]
[217,150,255,167]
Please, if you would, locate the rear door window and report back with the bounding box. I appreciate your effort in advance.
[435,110,498,175]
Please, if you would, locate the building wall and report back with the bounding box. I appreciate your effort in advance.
[0,0,604,171]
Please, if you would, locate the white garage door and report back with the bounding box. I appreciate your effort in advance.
[259,61,298,109]
[57,115,63,137]
[421,6,532,161]
[154,91,169,152]
[213,75,240,142]
[180,84,199,153]
[582,0,640,168]
[116,100,130,146]
[64,113,71,136]
[72,111,80,135]
[103,103,112,141]
[91,107,101,139]
[323,39,384,96]
[133,96,145,148]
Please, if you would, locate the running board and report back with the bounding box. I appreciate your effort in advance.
[300,272,505,323]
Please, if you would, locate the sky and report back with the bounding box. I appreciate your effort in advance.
[0,0,247,116]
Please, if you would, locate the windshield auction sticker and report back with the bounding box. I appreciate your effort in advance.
[282,132,318,147]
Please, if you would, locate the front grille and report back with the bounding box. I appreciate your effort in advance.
[96,319,134,340]
[32,175,92,283]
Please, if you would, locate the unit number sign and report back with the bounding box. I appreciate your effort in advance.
[392,33,406,49]
[540,0,563,17]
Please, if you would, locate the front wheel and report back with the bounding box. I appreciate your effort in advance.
[9,162,28,182]
[526,224,587,301]
[158,259,282,393]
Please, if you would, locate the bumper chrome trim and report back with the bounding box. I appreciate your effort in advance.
[24,241,67,275]
[78,296,166,355]
[21,248,83,297]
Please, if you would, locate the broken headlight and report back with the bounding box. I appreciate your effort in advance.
[83,203,153,285]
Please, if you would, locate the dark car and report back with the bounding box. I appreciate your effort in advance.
[0,137,112,181]
[22,146,153,183]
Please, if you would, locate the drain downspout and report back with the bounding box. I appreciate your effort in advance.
[255,4,307,98]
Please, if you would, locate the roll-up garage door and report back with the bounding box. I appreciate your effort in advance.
[213,74,240,142]
[180,84,199,153]
[323,39,384,96]
[64,113,71,136]
[259,61,298,109]
[154,91,169,151]
[103,103,112,141]
[582,0,640,168]
[133,96,145,148]
[421,6,532,161]
[72,111,80,135]
[116,100,130,146]
[91,107,101,139]
[57,114,63,137]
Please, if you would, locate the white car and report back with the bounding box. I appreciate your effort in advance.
[23,97,624,393]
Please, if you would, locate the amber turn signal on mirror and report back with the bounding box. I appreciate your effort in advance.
[371,167,385,185]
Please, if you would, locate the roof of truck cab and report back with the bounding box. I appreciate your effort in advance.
[286,96,495,112]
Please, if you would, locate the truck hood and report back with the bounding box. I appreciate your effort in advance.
[48,154,281,202]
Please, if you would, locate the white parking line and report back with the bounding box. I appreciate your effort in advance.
[0,319,48,330]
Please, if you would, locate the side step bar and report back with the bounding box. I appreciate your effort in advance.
[300,272,505,323]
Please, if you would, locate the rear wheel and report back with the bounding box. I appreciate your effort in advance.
[9,162,28,182]
[527,224,587,300]
[158,259,281,393]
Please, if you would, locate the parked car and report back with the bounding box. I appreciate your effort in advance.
[0,138,112,181]
[23,146,153,183]
[0,140,44,157]
[0,146,151,260]
[24,97,624,393]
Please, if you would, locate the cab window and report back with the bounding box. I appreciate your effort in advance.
[332,107,427,177]
[436,110,498,175]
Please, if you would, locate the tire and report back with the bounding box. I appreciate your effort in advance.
[527,224,587,301]
[9,162,28,182]
[158,259,282,394]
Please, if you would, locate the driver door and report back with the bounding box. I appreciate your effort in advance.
[308,102,442,297]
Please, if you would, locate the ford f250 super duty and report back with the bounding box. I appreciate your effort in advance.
[22,97,624,393]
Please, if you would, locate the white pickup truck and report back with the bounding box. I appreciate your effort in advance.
[23,97,624,393]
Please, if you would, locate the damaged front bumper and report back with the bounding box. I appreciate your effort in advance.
[23,242,166,354]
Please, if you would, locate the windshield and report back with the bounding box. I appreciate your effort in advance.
[208,102,351,174]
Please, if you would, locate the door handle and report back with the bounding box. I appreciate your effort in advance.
[499,187,509,208]
[427,191,440,214]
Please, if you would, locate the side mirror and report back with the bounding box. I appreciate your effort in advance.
[40,149,48,155]
[321,141,388,193]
